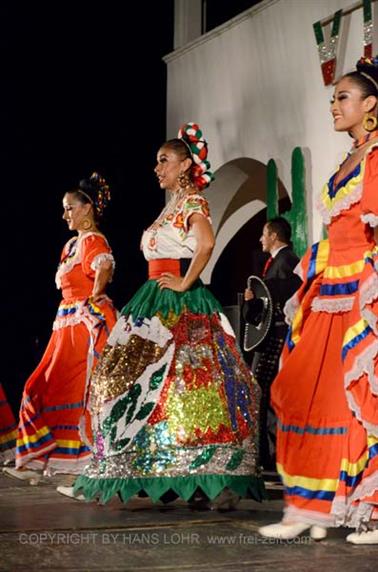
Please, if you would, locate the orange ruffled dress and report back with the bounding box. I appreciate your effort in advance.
[0,384,17,463]
[272,146,378,529]
[15,232,117,475]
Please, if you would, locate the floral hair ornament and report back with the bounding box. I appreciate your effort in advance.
[91,172,111,217]
[178,122,214,190]
[79,172,111,218]
[356,55,378,91]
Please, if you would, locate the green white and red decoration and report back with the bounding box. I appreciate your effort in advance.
[313,10,342,86]
[363,0,373,58]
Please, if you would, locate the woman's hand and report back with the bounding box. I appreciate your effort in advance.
[156,272,185,292]
[244,287,255,301]
[89,293,112,305]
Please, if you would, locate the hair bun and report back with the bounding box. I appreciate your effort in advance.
[356,56,378,85]
[178,122,214,190]
[178,122,204,144]
[79,172,111,217]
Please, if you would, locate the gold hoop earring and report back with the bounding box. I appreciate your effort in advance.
[178,171,191,189]
[363,113,378,132]
[81,218,94,231]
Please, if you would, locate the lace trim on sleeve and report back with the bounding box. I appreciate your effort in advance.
[55,232,103,289]
[361,213,378,228]
[90,253,115,271]
[182,194,211,232]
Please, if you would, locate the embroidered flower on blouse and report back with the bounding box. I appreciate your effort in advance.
[173,212,185,230]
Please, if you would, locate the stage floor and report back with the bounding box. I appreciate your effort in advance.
[0,470,376,571]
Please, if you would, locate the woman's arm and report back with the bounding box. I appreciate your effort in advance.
[91,259,113,302]
[156,213,215,292]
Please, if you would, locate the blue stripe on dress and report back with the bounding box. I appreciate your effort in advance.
[43,401,84,413]
[320,281,359,296]
[57,306,78,317]
[285,485,335,501]
[17,433,53,454]
[369,443,378,460]
[50,425,79,431]
[339,470,363,488]
[327,163,360,199]
[54,445,91,455]
[277,420,348,435]
[308,243,319,280]
[342,327,370,360]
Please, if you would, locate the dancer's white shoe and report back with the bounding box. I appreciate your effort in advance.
[346,529,378,544]
[258,521,327,540]
[56,485,86,501]
[3,466,41,485]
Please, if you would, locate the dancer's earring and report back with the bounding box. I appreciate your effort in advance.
[363,112,378,132]
[178,171,191,189]
[81,218,94,231]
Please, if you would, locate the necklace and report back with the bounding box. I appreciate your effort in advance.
[150,186,193,230]
[145,186,196,251]
[353,130,378,149]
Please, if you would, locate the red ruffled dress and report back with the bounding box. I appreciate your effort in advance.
[272,145,378,529]
[0,384,17,463]
[15,232,117,475]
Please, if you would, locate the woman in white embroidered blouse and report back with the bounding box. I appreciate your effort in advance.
[57,123,264,510]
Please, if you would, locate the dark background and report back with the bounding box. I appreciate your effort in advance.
[2,3,175,410]
[2,1,264,412]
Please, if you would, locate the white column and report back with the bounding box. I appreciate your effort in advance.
[174,0,203,49]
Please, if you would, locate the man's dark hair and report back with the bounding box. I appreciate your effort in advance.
[266,217,292,244]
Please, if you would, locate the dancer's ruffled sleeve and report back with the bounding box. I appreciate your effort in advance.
[82,234,115,278]
[361,147,378,228]
[181,194,211,232]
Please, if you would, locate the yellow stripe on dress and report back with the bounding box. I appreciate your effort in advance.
[56,439,84,449]
[324,259,365,279]
[315,240,330,276]
[320,160,364,211]
[276,463,338,492]
[343,319,368,347]
[340,453,369,477]
[0,429,17,445]
[16,426,50,446]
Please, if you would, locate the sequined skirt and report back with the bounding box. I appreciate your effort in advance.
[75,279,264,503]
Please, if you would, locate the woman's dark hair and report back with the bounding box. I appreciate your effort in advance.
[343,60,378,99]
[67,172,110,222]
[343,71,378,99]
[163,138,192,161]
[266,217,292,244]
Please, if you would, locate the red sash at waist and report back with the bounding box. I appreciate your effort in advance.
[148,258,191,279]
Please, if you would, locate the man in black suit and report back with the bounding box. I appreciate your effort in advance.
[243,217,302,470]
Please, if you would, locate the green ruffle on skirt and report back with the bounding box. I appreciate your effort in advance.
[121,279,223,320]
[73,474,266,504]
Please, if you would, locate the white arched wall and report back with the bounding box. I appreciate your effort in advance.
[203,199,265,284]
[202,156,288,284]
